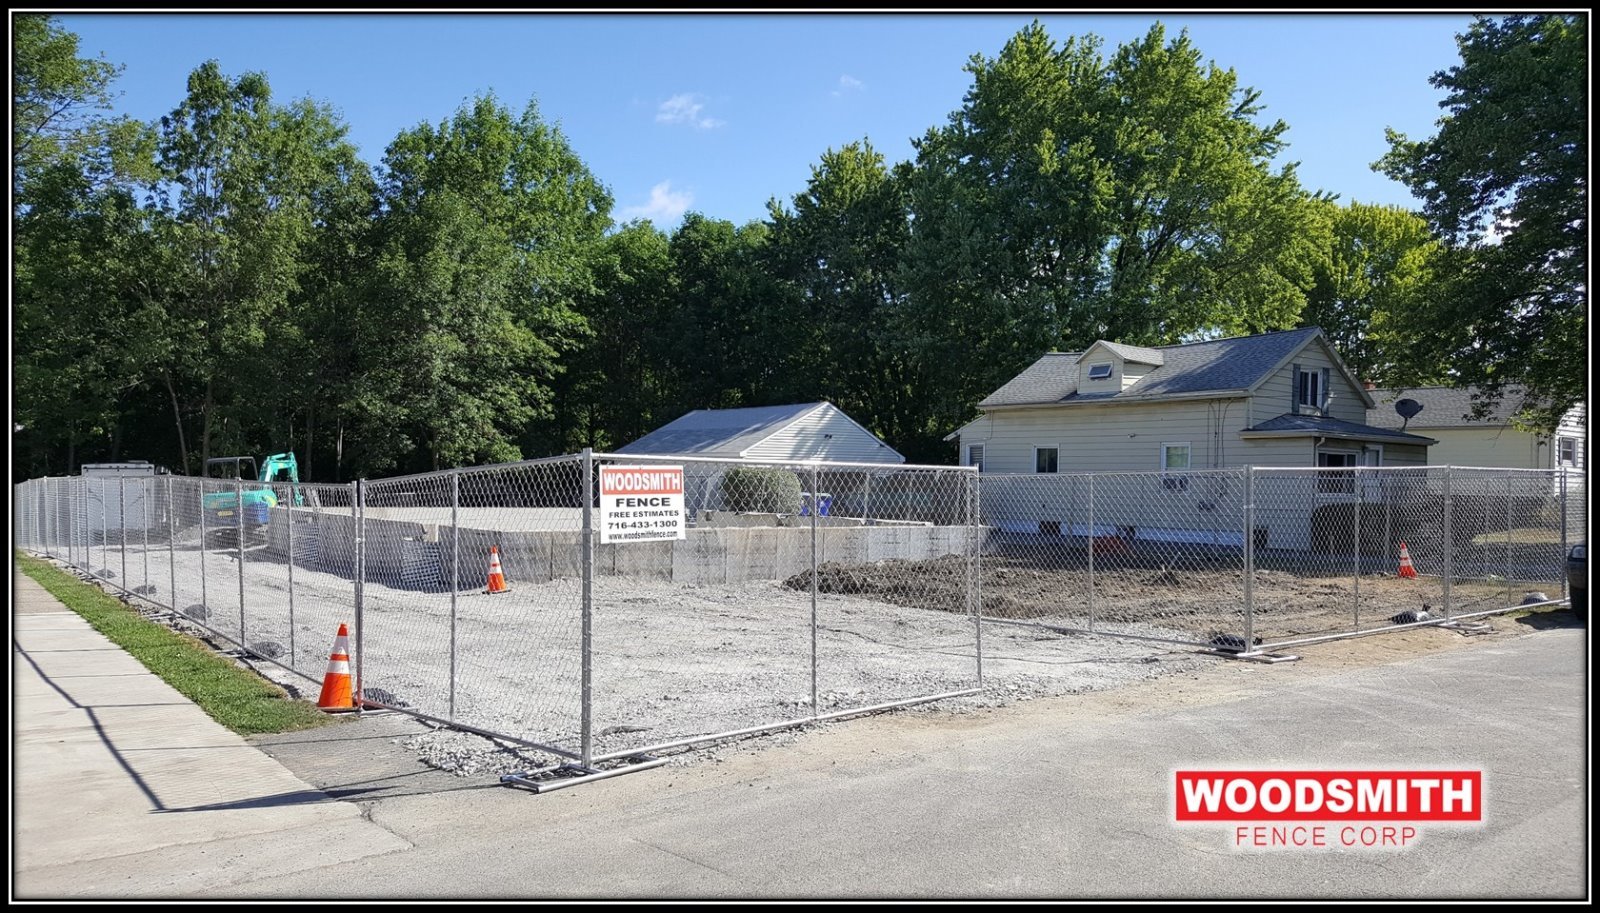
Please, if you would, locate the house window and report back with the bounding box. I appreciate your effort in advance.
[967,444,985,472]
[1161,443,1190,490]
[1558,437,1578,467]
[1298,368,1322,410]
[1087,363,1113,380]
[1317,450,1358,494]
[1035,447,1058,474]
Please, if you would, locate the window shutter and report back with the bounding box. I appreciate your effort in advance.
[1320,367,1331,411]
[1291,363,1301,411]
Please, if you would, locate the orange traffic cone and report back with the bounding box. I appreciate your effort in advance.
[1396,542,1418,579]
[485,545,510,594]
[317,623,356,712]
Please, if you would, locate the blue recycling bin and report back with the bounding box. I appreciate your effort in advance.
[799,492,833,517]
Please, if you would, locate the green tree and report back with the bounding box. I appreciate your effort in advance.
[11,13,121,197]
[765,141,923,455]
[902,22,1324,450]
[358,94,611,473]
[1377,14,1585,429]
[151,61,367,472]
[658,214,781,416]
[1299,201,1446,384]
[549,220,676,452]
[13,160,169,475]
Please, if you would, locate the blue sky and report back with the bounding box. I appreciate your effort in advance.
[57,12,1475,229]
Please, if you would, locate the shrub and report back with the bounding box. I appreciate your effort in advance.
[723,466,803,514]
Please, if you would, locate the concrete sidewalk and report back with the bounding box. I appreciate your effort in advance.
[12,568,411,899]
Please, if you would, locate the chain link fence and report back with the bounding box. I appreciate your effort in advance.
[13,452,981,775]
[974,465,1581,653]
[13,461,1580,774]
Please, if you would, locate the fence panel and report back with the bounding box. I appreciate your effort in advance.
[1446,468,1569,618]
[352,471,462,724]
[814,464,981,711]
[579,454,980,762]
[978,469,1246,648]
[271,483,361,680]
[338,459,587,756]
[587,455,815,759]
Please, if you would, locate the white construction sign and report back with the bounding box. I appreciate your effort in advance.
[599,465,686,544]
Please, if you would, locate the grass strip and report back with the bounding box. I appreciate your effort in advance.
[15,552,335,735]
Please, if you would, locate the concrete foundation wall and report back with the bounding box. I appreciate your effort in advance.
[263,505,975,591]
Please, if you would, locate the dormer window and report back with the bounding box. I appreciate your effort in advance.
[1087,363,1112,380]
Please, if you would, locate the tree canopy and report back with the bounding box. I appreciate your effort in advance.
[1376,14,1586,430]
[25,16,1575,480]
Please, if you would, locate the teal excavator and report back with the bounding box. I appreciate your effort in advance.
[201,452,304,539]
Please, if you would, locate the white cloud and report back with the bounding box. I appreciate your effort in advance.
[832,74,865,97]
[620,181,693,225]
[655,93,723,129]
[1481,214,1517,246]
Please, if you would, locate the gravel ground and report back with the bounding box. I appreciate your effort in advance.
[794,553,1565,645]
[47,533,1559,780]
[50,540,1214,777]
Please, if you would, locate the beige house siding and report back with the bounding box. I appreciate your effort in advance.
[1413,427,1543,469]
[1076,347,1125,395]
[1378,443,1429,467]
[957,399,1246,475]
[1255,337,1368,423]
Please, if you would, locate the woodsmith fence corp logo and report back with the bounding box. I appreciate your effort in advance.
[1174,769,1483,849]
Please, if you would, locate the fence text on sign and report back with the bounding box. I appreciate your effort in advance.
[599,465,686,544]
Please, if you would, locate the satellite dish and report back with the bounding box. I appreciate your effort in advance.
[1395,398,1424,430]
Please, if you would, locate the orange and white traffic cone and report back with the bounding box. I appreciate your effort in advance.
[485,545,510,594]
[1396,542,1418,579]
[317,623,356,712]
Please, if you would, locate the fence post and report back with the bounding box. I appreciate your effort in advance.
[101,478,110,576]
[1442,466,1454,621]
[1353,466,1362,631]
[449,469,460,720]
[1243,466,1256,649]
[1505,469,1515,608]
[119,475,129,586]
[580,449,594,769]
[810,463,820,718]
[78,478,86,569]
[286,479,296,668]
[1559,470,1569,600]
[237,478,247,643]
[1087,474,1096,633]
[199,478,208,613]
[971,468,983,686]
[167,477,177,614]
[142,477,151,597]
[353,480,365,709]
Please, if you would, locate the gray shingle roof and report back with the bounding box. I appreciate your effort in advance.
[979,326,1323,408]
[1096,341,1165,365]
[1366,386,1532,429]
[1245,413,1438,445]
[616,403,825,456]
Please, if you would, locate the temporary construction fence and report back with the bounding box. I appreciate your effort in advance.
[14,452,981,789]
[973,465,1582,653]
[12,460,1580,782]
